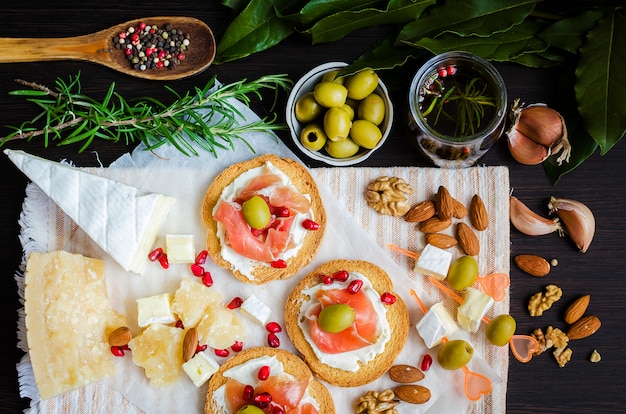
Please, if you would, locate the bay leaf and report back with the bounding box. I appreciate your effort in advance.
[537,8,607,54]
[397,0,537,44]
[575,9,626,155]
[215,0,296,64]
[282,0,383,26]
[305,0,436,44]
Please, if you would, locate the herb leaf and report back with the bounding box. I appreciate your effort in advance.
[575,9,626,155]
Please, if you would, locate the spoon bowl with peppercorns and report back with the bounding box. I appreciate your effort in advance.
[0,16,216,80]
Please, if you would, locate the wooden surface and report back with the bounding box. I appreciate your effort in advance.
[1,2,625,413]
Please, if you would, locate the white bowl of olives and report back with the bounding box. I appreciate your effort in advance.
[286,62,393,166]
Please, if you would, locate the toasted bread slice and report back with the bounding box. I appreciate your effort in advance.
[284,259,409,387]
[201,154,326,284]
[205,346,335,413]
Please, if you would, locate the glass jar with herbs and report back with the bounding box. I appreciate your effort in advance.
[408,51,507,168]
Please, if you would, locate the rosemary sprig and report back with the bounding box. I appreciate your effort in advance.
[0,72,293,156]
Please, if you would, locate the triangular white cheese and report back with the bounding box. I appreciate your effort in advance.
[5,149,175,274]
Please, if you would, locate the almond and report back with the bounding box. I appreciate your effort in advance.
[108,326,132,347]
[405,200,436,223]
[389,364,425,383]
[564,294,590,324]
[514,254,550,277]
[469,194,489,231]
[435,186,453,220]
[425,233,458,249]
[456,222,479,256]
[394,384,431,404]
[418,216,451,233]
[451,197,467,219]
[567,314,601,340]
[183,327,199,362]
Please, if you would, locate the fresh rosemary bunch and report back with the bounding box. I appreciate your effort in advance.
[0,72,293,156]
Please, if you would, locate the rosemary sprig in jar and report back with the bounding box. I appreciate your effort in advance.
[0,72,293,156]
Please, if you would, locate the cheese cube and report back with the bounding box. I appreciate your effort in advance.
[240,294,272,325]
[166,234,195,263]
[137,293,176,328]
[457,287,494,333]
[414,244,452,280]
[416,302,458,348]
[182,350,219,387]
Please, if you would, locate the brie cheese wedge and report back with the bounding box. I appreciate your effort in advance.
[414,243,452,280]
[5,149,175,274]
[416,301,458,348]
[457,287,494,333]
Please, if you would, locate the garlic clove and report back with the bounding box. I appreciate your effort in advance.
[506,99,571,166]
[548,197,595,253]
[510,195,562,236]
[507,129,549,165]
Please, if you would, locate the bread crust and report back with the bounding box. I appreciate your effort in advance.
[284,260,409,387]
[205,346,335,413]
[201,154,326,284]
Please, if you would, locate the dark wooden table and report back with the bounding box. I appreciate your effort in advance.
[1,2,625,413]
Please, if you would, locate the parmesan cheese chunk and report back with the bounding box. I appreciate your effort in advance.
[24,251,126,400]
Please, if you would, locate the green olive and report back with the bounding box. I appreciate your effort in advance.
[324,107,352,142]
[318,303,355,333]
[321,70,345,84]
[242,195,271,230]
[325,137,360,159]
[345,69,379,100]
[486,314,516,346]
[313,81,348,108]
[438,339,474,370]
[340,103,355,121]
[357,93,386,125]
[350,119,382,149]
[237,405,265,414]
[300,123,327,152]
[447,256,478,291]
[295,92,324,123]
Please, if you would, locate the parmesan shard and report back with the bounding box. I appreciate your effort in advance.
[5,149,175,274]
[24,251,126,400]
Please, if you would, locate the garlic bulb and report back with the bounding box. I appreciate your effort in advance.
[549,197,595,253]
[506,99,571,166]
[510,195,562,236]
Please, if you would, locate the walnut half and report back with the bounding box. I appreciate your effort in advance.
[365,176,413,217]
[528,284,562,316]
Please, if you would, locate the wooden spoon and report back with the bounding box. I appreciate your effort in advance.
[0,16,216,81]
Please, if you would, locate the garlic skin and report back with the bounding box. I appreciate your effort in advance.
[506,99,571,166]
[548,197,595,253]
[510,195,562,236]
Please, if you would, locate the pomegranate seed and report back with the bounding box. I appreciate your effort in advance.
[250,228,264,237]
[265,321,282,334]
[195,250,208,265]
[255,401,269,409]
[191,263,205,277]
[270,206,290,217]
[380,292,397,305]
[319,274,333,284]
[243,384,254,401]
[421,354,433,372]
[175,319,184,329]
[111,346,125,357]
[272,407,285,414]
[347,279,363,294]
[446,65,457,75]
[254,392,272,404]
[120,344,130,351]
[158,253,169,269]
[332,270,349,282]
[214,348,230,357]
[201,272,213,287]
[267,333,280,348]
[437,67,448,77]
[227,297,244,309]
[196,344,208,353]
[258,365,270,380]
[271,259,287,268]
[231,341,243,352]
[301,219,320,230]
[148,247,163,261]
